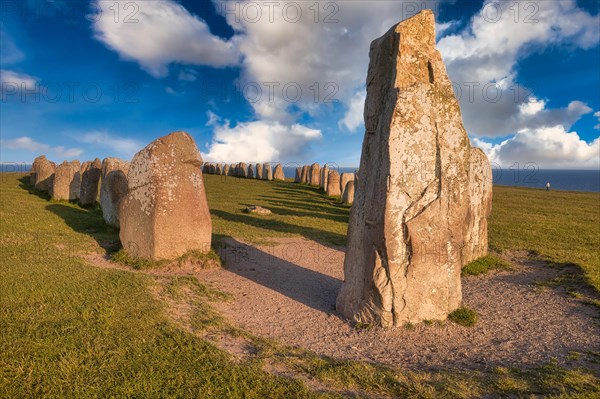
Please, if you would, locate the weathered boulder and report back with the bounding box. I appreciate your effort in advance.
[100,157,130,227]
[119,131,212,260]
[52,160,80,201]
[79,158,102,206]
[243,205,272,215]
[300,165,309,184]
[326,170,341,197]
[31,155,56,192]
[342,180,355,205]
[274,164,285,180]
[309,163,320,186]
[248,164,255,178]
[256,163,263,179]
[463,148,493,264]
[216,163,223,175]
[223,164,230,176]
[340,173,355,198]
[228,164,236,176]
[262,163,273,180]
[320,165,329,190]
[294,167,302,183]
[336,11,489,326]
[203,163,210,174]
[209,163,217,175]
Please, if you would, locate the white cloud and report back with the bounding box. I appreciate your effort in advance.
[1,136,83,159]
[205,110,220,127]
[594,111,600,130]
[75,131,143,159]
[178,69,198,82]
[437,0,600,138]
[92,0,239,77]
[203,119,322,163]
[339,90,366,132]
[475,126,599,169]
[222,1,437,122]
[0,69,38,99]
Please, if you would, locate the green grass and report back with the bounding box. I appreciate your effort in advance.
[489,186,600,291]
[462,255,512,276]
[204,175,349,246]
[448,307,478,327]
[1,173,599,398]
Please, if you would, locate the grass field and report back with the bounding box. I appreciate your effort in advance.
[1,172,598,398]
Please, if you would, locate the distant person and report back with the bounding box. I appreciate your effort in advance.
[546,182,550,191]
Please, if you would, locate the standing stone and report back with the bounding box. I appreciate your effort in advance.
[31,155,56,192]
[216,163,223,175]
[320,165,329,190]
[51,161,80,201]
[100,158,130,227]
[326,170,341,197]
[239,162,248,178]
[209,163,217,175]
[294,167,302,183]
[463,148,493,264]
[342,180,355,205]
[119,131,212,260]
[223,164,230,176]
[228,164,236,176]
[79,158,102,206]
[273,164,285,181]
[248,164,255,178]
[340,173,355,199]
[255,163,263,179]
[262,163,273,180]
[309,163,320,186]
[336,11,488,326]
[300,165,309,184]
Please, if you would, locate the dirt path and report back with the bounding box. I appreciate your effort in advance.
[198,238,600,372]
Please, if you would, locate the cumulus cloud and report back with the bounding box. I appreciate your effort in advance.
[1,136,83,159]
[0,26,24,66]
[339,90,366,132]
[595,111,600,130]
[203,118,322,163]
[0,69,38,99]
[221,0,437,122]
[75,131,143,159]
[92,0,239,77]
[437,0,600,137]
[475,126,599,169]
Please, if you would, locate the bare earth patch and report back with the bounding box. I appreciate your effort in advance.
[200,238,600,372]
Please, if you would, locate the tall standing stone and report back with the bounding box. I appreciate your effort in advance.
[337,11,490,326]
[463,148,493,264]
[320,165,329,190]
[79,158,102,206]
[340,173,355,199]
[309,163,320,186]
[248,164,255,178]
[31,155,56,192]
[119,131,212,260]
[239,162,248,178]
[342,180,355,205]
[294,167,302,183]
[262,163,273,180]
[300,165,309,184]
[100,157,130,227]
[256,163,263,179]
[52,161,81,201]
[273,164,285,181]
[326,170,341,197]
[228,164,235,176]
[216,163,223,175]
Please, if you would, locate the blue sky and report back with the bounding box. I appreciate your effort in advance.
[1,0,599,169]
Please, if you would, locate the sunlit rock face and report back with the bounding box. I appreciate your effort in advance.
[337,10,492,326]
[119,132,212,260]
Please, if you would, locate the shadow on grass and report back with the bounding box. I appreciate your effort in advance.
[18,176,51,201]
[45,203,121,253]
[212,209,347,247]
[216,238,342,314]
